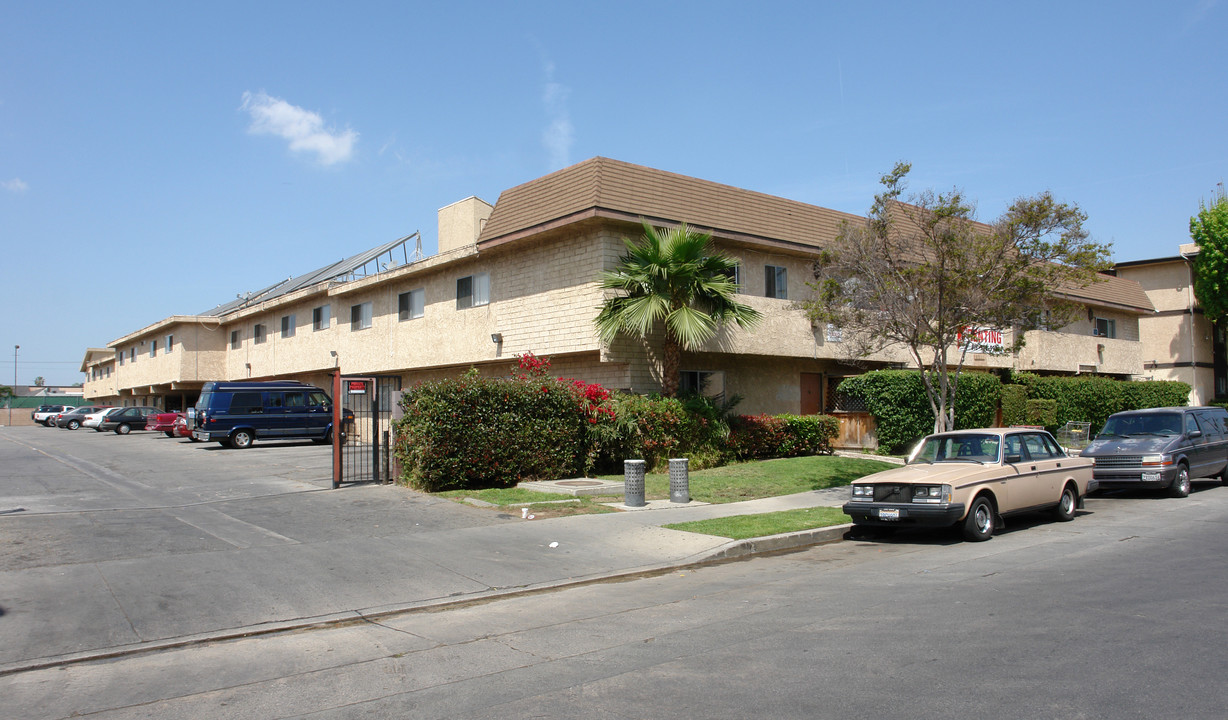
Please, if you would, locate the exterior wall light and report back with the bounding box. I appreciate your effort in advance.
[491,333,503,344]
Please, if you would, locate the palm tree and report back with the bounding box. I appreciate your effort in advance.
[595,222,762,397]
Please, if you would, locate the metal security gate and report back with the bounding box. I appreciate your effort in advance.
[333,373,402,488]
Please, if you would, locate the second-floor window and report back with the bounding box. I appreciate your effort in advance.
[312,305,330,331]
[281,314,296,339]
[230,330,241,350]
[351,302,373,331]
[399,288,424,321]
[456,273,490,309]
[149,341,156,358]
[165,335,174,353]
[765,265,787,299]
[254,324,267,344]
[1093,317,1116,339]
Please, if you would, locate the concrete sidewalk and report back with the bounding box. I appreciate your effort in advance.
[0,483,854,676]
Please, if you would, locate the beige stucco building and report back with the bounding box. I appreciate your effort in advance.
[1112,243,1226,404]
[82,157,1171,418]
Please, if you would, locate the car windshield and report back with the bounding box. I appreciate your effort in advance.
[1100,413,1181,437]
[909,433,1001,464]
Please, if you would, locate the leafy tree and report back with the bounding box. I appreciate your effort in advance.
[1191,185,1228,323]
[805,162,1112,433]
[0,385,12,403]
[33,376,44,387]
[595,222,762,397]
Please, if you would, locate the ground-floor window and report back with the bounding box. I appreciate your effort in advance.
[679,370,725,403]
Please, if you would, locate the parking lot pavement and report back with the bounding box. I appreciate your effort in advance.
[0,426,521,670]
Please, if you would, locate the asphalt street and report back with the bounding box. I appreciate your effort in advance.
[4,464,1227,718]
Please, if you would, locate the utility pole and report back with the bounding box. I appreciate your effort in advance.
[9,345,17,425]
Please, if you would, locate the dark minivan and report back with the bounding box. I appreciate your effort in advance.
[191,381,348,448]
[1080,406,1228,498]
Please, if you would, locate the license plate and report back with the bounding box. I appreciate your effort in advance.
[877,508,900,521]
[1141,472,1161,481]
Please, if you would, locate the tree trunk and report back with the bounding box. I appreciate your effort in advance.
[661,334,681,397]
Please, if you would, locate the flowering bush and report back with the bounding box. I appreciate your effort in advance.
[394,357,617,491]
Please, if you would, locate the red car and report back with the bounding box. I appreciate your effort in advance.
[147,412,191,438]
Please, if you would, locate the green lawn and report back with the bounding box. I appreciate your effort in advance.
[436,454,895,519]
[662,506,853,540]
[597,454,896,504]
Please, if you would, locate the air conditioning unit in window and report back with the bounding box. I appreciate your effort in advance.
[1092,327,1101,337]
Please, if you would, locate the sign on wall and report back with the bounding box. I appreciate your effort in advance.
[957,327,1004,354]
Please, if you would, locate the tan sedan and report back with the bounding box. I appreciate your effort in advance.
[843,427,1096,541]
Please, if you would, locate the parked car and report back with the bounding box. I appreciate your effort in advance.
[146,412,190,438]
[31,405,53,421]
[33,405,72,426]
[98,406,162,434]
[86,407,124,431]
[843,427,1097,541]
[1080,406,1228,498]
[192,381,352,448]
[54,405,111,430]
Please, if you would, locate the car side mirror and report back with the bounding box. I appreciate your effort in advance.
[1188,430,1202,438]
[1005,453,1023,464]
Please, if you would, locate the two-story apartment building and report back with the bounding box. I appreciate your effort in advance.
[1113,243,1227,404]
[81,157,1157,416]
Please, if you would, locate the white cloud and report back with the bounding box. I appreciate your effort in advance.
[3,178,29,193]
[240,91,357,166]
[541,61,574,170]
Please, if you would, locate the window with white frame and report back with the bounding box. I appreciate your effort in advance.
[1092,317,1116,339]
[130,347,137,363]
[165,334,173,353]
[399,288,424,321]
[721,263,742,291]
[281,314,296,339]
[351,302,373,331]
[679,370,726,403]
[254,323,267,344]
[765,265,788,299]
[117,350,124,366]
[230,330,241,350]
[456,273,490,309]
[312,304,330,331]
[149,341,156,358]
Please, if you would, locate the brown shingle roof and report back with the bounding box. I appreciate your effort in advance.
[477,156,1153,313]
[478,156,864,251]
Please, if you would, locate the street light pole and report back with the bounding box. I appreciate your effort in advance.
[10,345,17,426]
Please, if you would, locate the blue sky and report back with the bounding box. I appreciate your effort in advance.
[2,1,1225,386]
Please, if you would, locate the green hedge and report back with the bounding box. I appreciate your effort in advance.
[1000,385,1027,427]
[394,370,600,492]
[726,414,840,461]
[1013,373,1190,433]
[838,370,1001,453]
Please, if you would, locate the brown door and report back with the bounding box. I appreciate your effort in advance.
[801,373,822,415]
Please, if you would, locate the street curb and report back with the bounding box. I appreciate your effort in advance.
[0,522,855,677]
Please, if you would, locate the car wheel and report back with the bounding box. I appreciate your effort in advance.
[115,423,131,435]
[164,431,175,438]
[962,496,995,542]
[67,420,80,430]
[1053,485,1077,522]
[1168,465,1191,498]
[230,430,254,449]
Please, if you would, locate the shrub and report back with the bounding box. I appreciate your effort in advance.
[1024,399,1058,427]
[595,393,727,472]
[394,356,615,492]
[778,414,840,456]
[1000,384,1028,427]
[727,414,789,460]
[838,370,1002,453]
[1014,373,1190,433]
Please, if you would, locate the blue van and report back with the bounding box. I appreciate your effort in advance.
[191,381,350,448]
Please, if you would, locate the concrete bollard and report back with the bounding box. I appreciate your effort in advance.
[669,457,690,503]
[624,459,646,507]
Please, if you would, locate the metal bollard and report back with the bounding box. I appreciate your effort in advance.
[669,457,690,503]
[624,459,646,507]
